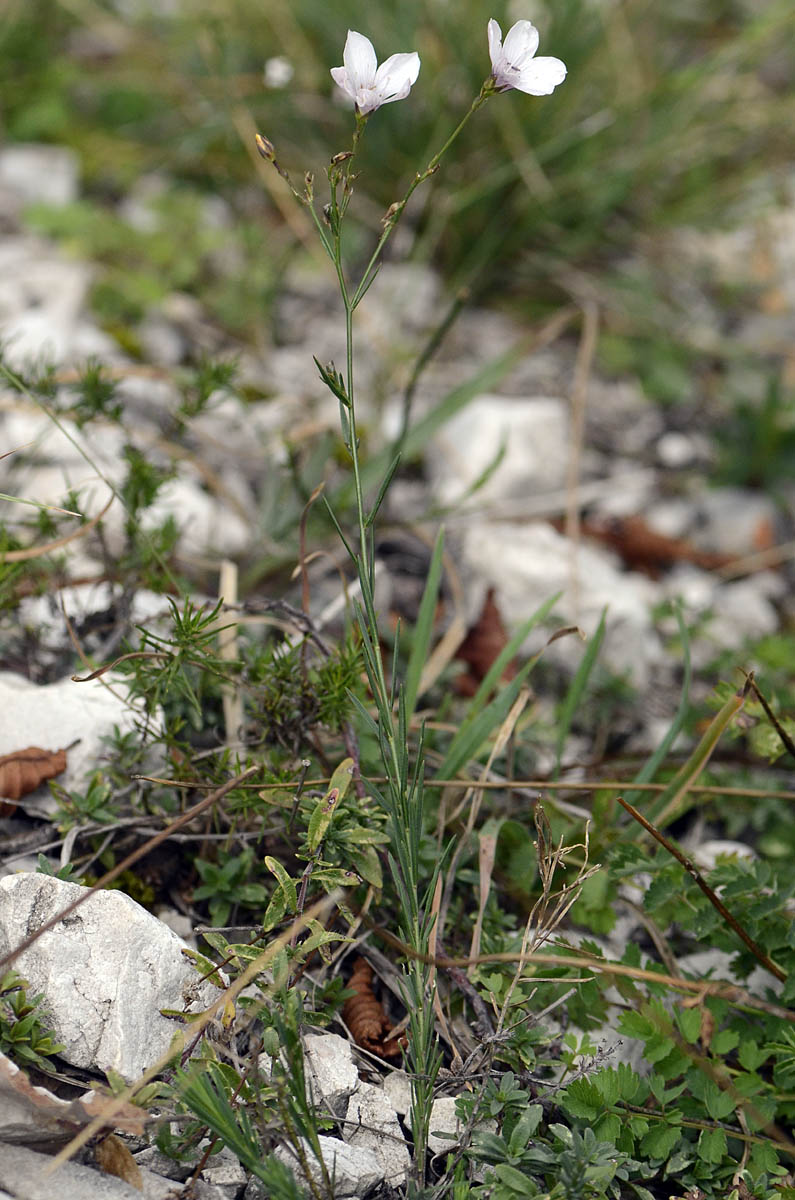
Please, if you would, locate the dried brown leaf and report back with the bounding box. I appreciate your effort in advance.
[94,1133,143,1190]
[342,958,405,1059]
[0,747,68,816]
[454,587,516,697]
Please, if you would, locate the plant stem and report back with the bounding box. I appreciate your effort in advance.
[352,85,492,310]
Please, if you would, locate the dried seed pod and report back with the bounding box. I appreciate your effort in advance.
[343,957,405,1059]
[0,746,68,816]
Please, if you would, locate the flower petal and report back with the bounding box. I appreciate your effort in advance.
[330,65,353,100]
[513,56,567,96]
[487,18,504,68]
[501,20,540,69]
[374,51,421,104]
[342,30,377,90]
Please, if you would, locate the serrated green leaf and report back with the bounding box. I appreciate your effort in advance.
[704,1084,736,1122]
[738,1040,768,1072]
[697,1125,727,1164]
[619,1011,653,1040]
[561,1078,602,1120]
[593,1068,621,1106]
[677,1006,702,1043]
[616,1062,645,1103]
[594,1113,621,1143]
[640,1120,681,1159]
[710,1028,739,1055]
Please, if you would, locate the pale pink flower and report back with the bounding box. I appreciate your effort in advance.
[487,18,566,96]
[331,30,420,115]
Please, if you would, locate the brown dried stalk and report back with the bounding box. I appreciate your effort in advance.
[616,795,785,984]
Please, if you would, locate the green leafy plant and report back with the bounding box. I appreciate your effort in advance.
[0,969,65,1069]
[192,847,270,929]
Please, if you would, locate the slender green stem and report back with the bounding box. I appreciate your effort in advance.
[351,83,493,309]
[295,88,499,1183]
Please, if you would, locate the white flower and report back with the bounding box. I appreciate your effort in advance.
[487,18,566,95]
[263,56,294,89]
[330,30,420,115]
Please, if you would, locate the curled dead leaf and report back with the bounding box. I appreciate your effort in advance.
[0,747,68,817]
[342,957,405,1059]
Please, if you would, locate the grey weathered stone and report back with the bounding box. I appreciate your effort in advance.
[0,874,222,1080]
[274,1135,383,1198]
[200,1143,247,1196]
[0,1141,180,1200]
[304,1032,360,1115]
[343,1081,410,1188]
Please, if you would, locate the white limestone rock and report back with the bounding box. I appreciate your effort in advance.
[382,1069,411,1116]
[0,144,79,209]
[458,519,662,688]
[0,874,222,1080]
[0,671,158,819]
[410,1095,496,1156]
[426,394,568,508]
[0,237,116,369]
[691,487,779,558]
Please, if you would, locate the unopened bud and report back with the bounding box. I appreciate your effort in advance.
[255,133,275,161]
[382,201,401,226]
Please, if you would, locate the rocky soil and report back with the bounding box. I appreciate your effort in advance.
[2,142,795,1197]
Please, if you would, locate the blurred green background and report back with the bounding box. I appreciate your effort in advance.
[2,0,794,422]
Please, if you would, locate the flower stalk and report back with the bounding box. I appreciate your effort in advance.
[256,22,566,1181]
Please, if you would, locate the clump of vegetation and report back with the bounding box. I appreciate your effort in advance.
[0,969,65,1069]
[1,3,795,1198]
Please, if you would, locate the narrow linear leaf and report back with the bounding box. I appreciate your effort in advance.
[625,600,691,807]
[403,528,444,725]
[554,606,606,777]
[436,594,561,781]
[650,677,750,828]
[364,453,401,529]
